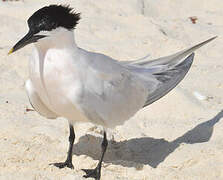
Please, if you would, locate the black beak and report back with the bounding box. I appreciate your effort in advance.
[8,31,46,55]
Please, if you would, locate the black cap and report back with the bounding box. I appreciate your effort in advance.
[28,4,81,34]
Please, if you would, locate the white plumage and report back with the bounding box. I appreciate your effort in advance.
[25,27,215,128]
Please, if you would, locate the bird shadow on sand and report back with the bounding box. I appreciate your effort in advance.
[73,110,223,168]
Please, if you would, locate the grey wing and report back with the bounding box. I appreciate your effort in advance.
[122,37,216,107]
[143,53,194,107]
[124,36,216,67]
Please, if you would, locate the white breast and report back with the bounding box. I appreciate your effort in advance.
[29,47,89,123]
[29,45,148,128]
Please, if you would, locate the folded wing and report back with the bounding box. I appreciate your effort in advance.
[143,53,194,107]
[123,37,216,107]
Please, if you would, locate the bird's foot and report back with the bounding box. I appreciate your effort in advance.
[82,166,101,180]
[50,160,74,169]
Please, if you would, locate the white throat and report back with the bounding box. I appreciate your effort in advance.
[31,27,77,106]
[34,27,77,54]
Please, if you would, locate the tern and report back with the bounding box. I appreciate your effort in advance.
[9,4,216,180]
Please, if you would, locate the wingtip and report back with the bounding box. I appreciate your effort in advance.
[206,36,218,43]
[187,52,195,60]
[188,36,218,53]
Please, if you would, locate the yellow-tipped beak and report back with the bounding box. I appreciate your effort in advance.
[8,48,14,55]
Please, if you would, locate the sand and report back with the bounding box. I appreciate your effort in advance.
[0,0,222,179]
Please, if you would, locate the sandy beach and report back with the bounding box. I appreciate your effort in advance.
[0,0,222,179]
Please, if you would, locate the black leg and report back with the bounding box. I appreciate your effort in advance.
[82,131,108,180]
[50,124,75,169]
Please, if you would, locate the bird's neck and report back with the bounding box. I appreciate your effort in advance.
[34,29,77,54]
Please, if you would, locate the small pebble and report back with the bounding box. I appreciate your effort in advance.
[193,91,207,101]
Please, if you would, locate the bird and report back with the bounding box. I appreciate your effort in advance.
[8,4,216,180]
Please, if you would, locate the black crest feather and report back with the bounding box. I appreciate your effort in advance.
[28,5,81,33]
